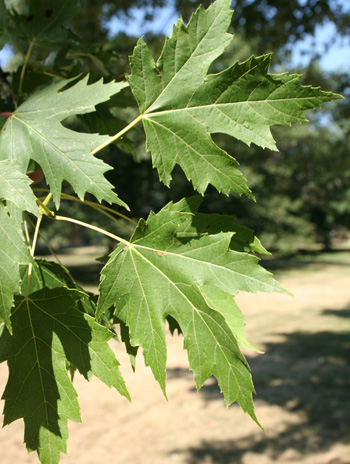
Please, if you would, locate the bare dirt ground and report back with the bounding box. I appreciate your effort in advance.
[1,257,350,464]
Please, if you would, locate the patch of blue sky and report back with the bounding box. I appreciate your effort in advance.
[105,5,178,37]
[291,21,350,71]
[0,44,12,68]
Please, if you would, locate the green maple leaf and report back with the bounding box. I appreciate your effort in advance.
[0,160,38,215]
[0,204,32,330]
[97,199,286,422]
[0,76,129,208]
[127,0,341,196]
[0,287,129,464]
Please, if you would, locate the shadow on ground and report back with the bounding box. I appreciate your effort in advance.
[169,307,350,463]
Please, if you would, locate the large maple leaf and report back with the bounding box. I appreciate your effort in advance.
[127,0,341,196]
[0,287,129,464]
[0,76,129,208]
[97,199,287,422]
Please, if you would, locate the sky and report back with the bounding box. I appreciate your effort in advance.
[0,3,349,72]
[291,21,350,72]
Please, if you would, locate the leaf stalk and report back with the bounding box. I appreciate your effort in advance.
[53,214,131,246]
[91,114,143,155]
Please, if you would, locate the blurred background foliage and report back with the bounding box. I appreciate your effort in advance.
[1,0,349,254]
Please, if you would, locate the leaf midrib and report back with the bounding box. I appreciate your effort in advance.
[145,94,328,117]
[146,2,227,113]
[129,250,166,389]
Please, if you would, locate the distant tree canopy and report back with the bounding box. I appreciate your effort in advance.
[73,0,350,53]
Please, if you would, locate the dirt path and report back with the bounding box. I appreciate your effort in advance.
[1,262,349,464]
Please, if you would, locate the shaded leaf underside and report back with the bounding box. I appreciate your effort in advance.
[0,287,129,463]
